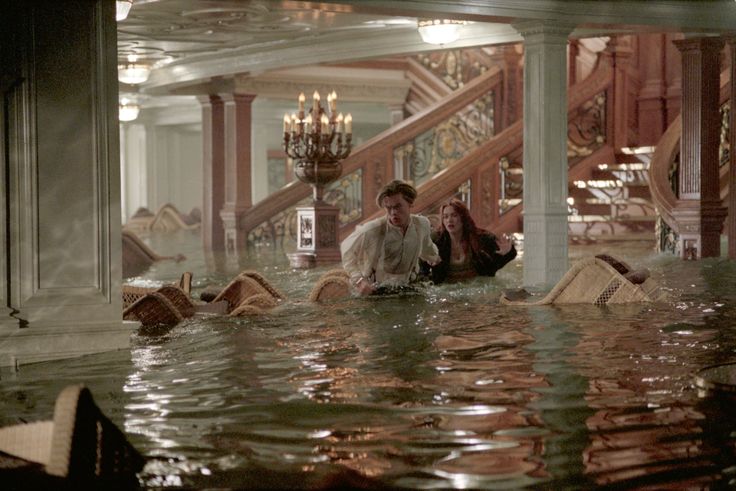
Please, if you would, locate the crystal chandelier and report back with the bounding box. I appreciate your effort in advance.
[118,55,150,85]
[116,0,133,21]
[417,19,466,45]
[118,98,140,122]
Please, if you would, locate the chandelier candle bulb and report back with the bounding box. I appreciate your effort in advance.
[321,114,329,134]
[305,113,312,134]
[283,114,290,134]
[329,91,337,114]
[345,113,352,134]
[298,92,305,117]
[290,113,297,133]
[312,91,320,115]
[337,113,344,133]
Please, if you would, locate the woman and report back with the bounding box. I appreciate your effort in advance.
[421,199,517,284]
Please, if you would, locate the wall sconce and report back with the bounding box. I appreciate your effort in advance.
[116,0,133,21]
[417,19,467,45]
[118,55,150,85]
[119,98,140,122]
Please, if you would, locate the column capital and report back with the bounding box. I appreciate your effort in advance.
[511,21,574,43]
[673,36,724,54]
[219,92,257,104]
[196,94,222,106]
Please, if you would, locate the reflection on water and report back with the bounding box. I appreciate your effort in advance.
[2,230,736,489]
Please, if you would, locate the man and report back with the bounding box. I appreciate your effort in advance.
[341,180,441,295]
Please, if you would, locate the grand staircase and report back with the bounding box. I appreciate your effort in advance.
[568,148,657,244]
[241,37,689,252]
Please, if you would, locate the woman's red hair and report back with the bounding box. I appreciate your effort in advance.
[438,198,484,254]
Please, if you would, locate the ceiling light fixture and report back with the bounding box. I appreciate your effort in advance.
[119,98,140,122]
[118,55,150,85]
[417,19,466,45]
[116,0,133,22]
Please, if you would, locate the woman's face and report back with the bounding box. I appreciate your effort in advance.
[442,205,463,235]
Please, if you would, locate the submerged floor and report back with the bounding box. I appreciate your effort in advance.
[2,230,736,489]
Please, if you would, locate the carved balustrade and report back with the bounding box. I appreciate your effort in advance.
[242,66,505,248]
[649,69,731,256]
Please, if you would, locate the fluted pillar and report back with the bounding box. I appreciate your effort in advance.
[198,95,226,252]
[513,21,573,288]
[219,93,255,256]
[728,38,736,259]
[602,37,634,149]
[673,36,726,259]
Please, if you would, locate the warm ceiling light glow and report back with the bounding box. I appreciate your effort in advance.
[417,19,466,45]
[119,99,140,122]
[116,0,133,21]
[118,55,150,84]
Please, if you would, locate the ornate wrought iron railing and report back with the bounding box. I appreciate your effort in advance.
[245,41,619,249]
[242,65,505,248]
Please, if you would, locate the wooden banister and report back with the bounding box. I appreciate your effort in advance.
[648,67,731,236]
[342,56,616,238]
[240,65,504,236]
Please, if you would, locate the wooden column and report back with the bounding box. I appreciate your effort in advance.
[665,34,684,127]
[728,37,736,259]
[602,36,634,150]
[673,36,726,259]
[502,44,524,129]
[198,94,226,252]
[220,93,255,257]
[637,34,667,146]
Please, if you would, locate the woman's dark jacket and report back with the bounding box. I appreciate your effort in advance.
[420,231,517,284]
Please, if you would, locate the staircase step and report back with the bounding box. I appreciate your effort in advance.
[572,178,649,189]
[569,232,656,244]
[568,214,656,223]
[568,215,656,239]
[571,201,656,217]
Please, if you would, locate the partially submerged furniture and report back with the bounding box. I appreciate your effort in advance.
[0,385,144,486]
[121,229,185,279]
[124,204,201,234]
[500,254,665,306]
[309,269,351,303]
[123,270,285,327]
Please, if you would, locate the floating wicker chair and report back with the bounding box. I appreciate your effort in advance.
[156,285,196,318]
[212,270,284,314]
[122,271,193,310]
[500,254,665,306]
[238,270,285,301]
[309,269,352,303]
[230,304,266,316]
[123,291,186,327]
[149,203,200,233]
[124,207,155,234]
[122,229,186,279]
[0,385,144,484]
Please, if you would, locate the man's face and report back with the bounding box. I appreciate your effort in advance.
[382,193,411,230]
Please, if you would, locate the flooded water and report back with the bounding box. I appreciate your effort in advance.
[3,229,736,489]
